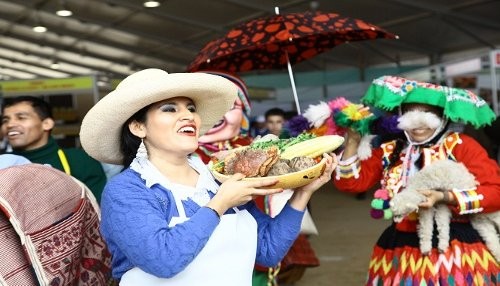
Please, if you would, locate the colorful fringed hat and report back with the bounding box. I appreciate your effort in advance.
[362,75,496,128]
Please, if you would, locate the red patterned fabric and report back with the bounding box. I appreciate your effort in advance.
[0,164,112,285]
[0,212,38,284]
[188,11,396,73]
[368,238,500,285]
[280,234,320,270]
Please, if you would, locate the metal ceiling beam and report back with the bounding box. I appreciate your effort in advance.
[378,11,433,27]
[0,54,75,76]
[105,0,224,32]
[382,0,500,30]
[0,62,45,78]
[0,9,187,71]
[442,17,496,49]
[5,12,186,68]
[185,0,310,42]
[66,0,206,68]
[0,67,34,79]
[354,42,401,65]
[0,32,142,77]
[222,0,279,12]
[0,37,129,78]
[380,0,500,55]
[60,11,201,53]
[5,0,180,69]
[224,0,310,14]
[300,55,360,69]
[376,37,438,55]
[50,19,189,68]
[0,1,140,76]
[0,0,50,34]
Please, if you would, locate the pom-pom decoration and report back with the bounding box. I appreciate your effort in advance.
[284,97,375,138]
[383,209,393,220]
[302,101,331,128]
[370,209,384,219]
[370,188,393,220]
[374,188,390,200]
[333,103,376,136]
[369,209,393,220]
[284,115,310,137]
[379,115,401,134]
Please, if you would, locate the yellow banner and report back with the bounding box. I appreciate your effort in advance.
[0,76,94,95]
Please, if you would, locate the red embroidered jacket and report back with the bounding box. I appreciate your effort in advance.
[333,132,500,214]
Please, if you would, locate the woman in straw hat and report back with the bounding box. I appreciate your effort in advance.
[79,68,336,285]
[333,75,500,285]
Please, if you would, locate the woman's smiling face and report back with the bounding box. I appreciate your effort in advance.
[399,103,443,143]
[136,97,202,158]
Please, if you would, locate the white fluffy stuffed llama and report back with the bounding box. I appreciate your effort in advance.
[390,159,500,261]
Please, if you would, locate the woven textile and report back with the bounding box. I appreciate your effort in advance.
[0,164,112,285]
[0,212,38,285]
[367,223,500,286]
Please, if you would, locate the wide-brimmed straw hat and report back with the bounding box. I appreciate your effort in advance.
[80,68,237,164]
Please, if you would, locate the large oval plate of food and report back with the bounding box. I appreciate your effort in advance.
[208,134,344,189]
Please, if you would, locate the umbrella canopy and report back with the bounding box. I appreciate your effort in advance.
[187,10,397,73]
[362,75,496,128]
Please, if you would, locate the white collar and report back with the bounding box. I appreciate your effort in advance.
[130,155,219,206]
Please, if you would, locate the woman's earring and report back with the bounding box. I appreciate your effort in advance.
[136,138,148,160]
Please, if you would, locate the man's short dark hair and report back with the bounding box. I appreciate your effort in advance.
[264,107,285,120]
[1,96,53,120]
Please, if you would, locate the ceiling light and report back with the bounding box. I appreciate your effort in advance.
[32,11,47,33]
[50,61,60,69]
[56,0,72,16]
[56,9,72,17]
[33,25,47,33]
[143,1,161,8]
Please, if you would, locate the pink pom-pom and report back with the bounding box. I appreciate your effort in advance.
[374,188,389,200]
[370,209,384,219]
[324,117,346,136]
[328,97,350,113]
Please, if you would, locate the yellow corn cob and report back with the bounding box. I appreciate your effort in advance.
[280,135,344,160]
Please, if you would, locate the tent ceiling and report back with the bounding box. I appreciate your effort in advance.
[0,0,499,80]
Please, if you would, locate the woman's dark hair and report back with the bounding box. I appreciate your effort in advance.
[387,138,406,169]
[120,103,153,168]
[401,103,443,117]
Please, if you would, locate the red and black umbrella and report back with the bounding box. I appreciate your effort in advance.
[188,9,397,113]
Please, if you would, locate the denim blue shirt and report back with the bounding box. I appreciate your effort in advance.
[100,156,304,279]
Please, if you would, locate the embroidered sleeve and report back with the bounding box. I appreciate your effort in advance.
[450,134,500,213]
[335,153,361,179]
[333,148,385,193]
[451,188,484,214]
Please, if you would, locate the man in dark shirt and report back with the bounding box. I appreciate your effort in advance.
[1,96,106,202]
